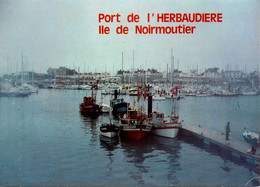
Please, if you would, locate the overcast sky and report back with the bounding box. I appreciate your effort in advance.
[0,0,259,75]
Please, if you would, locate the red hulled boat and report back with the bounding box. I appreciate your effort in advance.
[120,109,152,140]
[79,82,101,114]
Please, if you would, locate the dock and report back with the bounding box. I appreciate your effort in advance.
[179,123,260,166]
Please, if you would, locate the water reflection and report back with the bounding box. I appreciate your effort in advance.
[79,112,100,143]
[178,131,259,184]
[152,136,181,184]
[99,135,119,152]
[99,135,120,177]
[120,136,181,185]
[120,137,153,185]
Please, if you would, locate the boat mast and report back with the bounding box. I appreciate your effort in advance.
[21,52,24,85]
[122,52,123,71]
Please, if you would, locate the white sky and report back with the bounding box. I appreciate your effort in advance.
[0,0,259,75]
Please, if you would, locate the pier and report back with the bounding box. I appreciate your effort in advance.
[179,123,260,166]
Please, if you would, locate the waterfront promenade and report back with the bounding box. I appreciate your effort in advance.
[180,123,260,166]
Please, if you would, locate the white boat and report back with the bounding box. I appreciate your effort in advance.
[185,93,196,96]
[101,90,110,95]
[100,123,120,138]
[149,86,182,138]
[99,103,110,113]
[242,128,260,147]
[153,94,166,100]
[196,93,213,97]
[99,106,120,138]
[215,90,238,97]
[80,85,92,90]
[149,111,181,138]
[242,91,258,96]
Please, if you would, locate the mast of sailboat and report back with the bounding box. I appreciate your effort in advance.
[21,52,24,85]
[122,52,123,71]
[133,50,134,73]
[170,49,172,87]
[172,49,174,87]
[32,62,34,86]
[171,50,176,116]
[122,52,124,84]
[167,63,168,85]
[6,55,9,78]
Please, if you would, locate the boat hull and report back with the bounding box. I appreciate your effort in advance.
[242,128,260,147]
[100,124,120,138]
[120,124,152,140]
[153,96,166,100]
[79,103,101,114]
[151,125,180,138]
[112,103,128,114]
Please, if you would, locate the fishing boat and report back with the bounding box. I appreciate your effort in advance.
[242,128,260,147]
[120,109,152,140]
[110,90,129,115]
[149,111,181,138]
[100,106,120,138]
[79,82,101,114]
[100,123,120,138]
[149,86,182,138]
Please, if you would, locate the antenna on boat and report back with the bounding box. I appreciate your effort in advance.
[122,52,123,71]
[133,50,135,72]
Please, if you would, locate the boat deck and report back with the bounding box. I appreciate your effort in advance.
[180,123,260,165]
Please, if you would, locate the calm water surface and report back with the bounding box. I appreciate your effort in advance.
[0,89,259,186]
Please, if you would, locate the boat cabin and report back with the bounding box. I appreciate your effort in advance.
[112,98,124,105]
[154,111,164,119]
[83,96,95,105]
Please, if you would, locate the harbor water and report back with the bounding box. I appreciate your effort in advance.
[0,89,259,186]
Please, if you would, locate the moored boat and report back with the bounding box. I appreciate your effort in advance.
[152,94,166,100]
[99,103,110,113]
[100,105,120,138]
[242,91,258,96]
[120,110,152,140]
[196,93,213,97]
[110,90,129,116]
[149,85,182,138]
[100,123,120,138]
[214,90,238,97]
[242,128,260,147]
[79,82,101,114]
[149,111,181,138]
